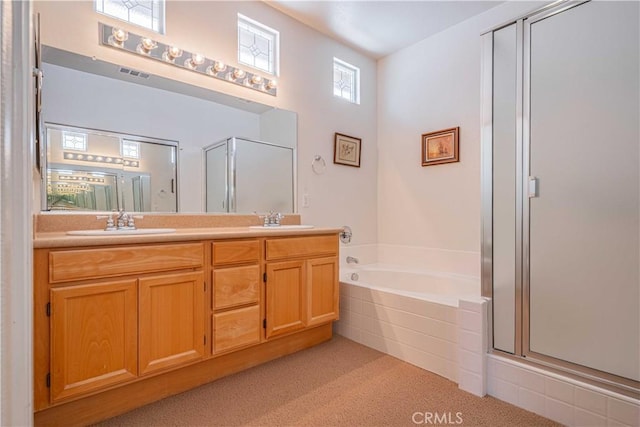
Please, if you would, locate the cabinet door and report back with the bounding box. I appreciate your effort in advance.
[139,271,205,375]
[307,257,339,326]
[265,260,306,339]
[50,280,137,402]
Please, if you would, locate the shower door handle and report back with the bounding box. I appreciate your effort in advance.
[528,176,539,198]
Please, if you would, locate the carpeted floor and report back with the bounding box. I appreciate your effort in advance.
[95,336,560,426]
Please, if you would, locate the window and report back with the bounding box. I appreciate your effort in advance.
[333,58,360,104]
[62,132,87,151]
[237,14,279,75]
[95,0,165,34]
[121,140,140,159]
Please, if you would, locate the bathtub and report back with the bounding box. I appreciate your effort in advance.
[336,264,488,395]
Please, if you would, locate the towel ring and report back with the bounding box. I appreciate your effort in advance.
[312,155,326,175]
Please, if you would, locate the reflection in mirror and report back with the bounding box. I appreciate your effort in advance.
[205,138,294,213]
[40,46,298,213]
[44,124,178,212]
[47,168,118,211]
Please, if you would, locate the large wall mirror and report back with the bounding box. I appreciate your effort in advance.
[40,46,297,214]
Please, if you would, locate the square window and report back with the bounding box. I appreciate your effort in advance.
[95,0,165,34]
[237,14,279,76]
[62,132,87,152]
[333,58,360,104]
[122,140,140,159]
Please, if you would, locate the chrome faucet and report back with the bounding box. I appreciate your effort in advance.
[117,210,138,230]
[346,256,359,264]
[260,211,284,227]
[98,210,139,231]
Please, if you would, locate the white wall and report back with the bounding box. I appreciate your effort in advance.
[34,0,378,244]
[377,2,543,256]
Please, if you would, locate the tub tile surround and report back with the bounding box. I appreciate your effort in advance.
[336,279,488,396]
[337,243,486,395]
[457,299,488,397]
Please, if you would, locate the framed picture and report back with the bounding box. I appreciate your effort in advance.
[421,127,459,166]
[334,133,361,168]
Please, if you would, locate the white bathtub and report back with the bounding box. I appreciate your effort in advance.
[337,264,487,393]
[341,265,480,307]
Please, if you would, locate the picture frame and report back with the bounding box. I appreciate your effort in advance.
[421,127,459,166]
[334,133,362,168]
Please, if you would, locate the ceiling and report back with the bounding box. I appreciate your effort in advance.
[266,1,503,59]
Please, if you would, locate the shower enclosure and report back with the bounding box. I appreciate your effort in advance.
[481,0,639,394]
[204,137,295,213]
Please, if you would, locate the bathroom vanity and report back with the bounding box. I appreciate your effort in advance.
[32,214,340,426]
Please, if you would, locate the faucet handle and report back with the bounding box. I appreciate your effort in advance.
[274,212,284,225]
[97,214,117,231]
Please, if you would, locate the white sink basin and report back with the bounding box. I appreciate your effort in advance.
[249,225,315,230]
[66,228,177,236]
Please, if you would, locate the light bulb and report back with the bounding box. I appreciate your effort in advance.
[184,53,205,70]
[137,37,157,54]
[266,79,277,90]
[232,69,246,80]
[192,53,205,65]
[112,28,128,43]
[141,38,156,50]
[162,46,183,62]
[109,28,128,47]
[213,61,226,72]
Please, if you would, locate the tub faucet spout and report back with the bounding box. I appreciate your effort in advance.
[346,256,359,264]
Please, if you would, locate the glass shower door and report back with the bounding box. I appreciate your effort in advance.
[526,0,639,382]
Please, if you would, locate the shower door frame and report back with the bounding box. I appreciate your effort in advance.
[480,0,640,397]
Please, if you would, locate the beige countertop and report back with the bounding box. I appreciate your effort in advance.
[34,226,343,248]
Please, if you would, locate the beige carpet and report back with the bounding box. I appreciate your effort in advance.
[95,336,560,427]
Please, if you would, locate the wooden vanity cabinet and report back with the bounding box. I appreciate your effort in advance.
[211,240,262,353]
[34,232,339,425]
[39,243,206,404]
[264,235,339,339]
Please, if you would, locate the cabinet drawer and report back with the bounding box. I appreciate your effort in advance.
[212,240,260,265]
[214,305,261,353]
[49,243,204,283]
[213,265,260,310]
[265,235,338,260]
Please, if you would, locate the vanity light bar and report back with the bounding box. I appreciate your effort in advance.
[99,23,277,96]
[63,151,139,168]
[57,175,106,183]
